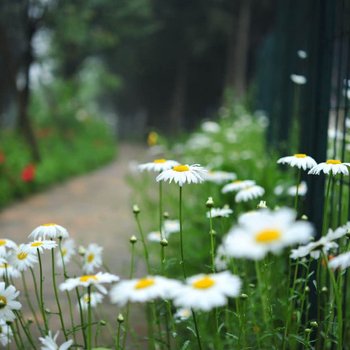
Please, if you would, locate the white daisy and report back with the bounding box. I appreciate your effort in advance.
[0,319,13,346]
[28,239,57,254]
[308,160,350,175]
[60,272,119,294]
[82,243,103,274]
[147,231,162,243]
[156,164,207,187]
[329,252,350,270]
[163,220,180,235]
[138,159,179,173]
[39,331,73,350]
[214,245,228,271]
[174,308,192,322]
[204,170,236,184]
[0,239,17,257]
[29,223,69,240]
[222,180,255,194]
[9,244,38,271]
[110,276,181,306]
[297,50,308,59]
[0,282,21,322]
[0,261,20,279]
[290,225,348,260]
[223,208,313,260]
[290,74,307,85]
[235,185,265,203]
[173,271,241,312]
[277,154,317,170]
[201,121,220,133]
[207,206,233,218]
[287,181,308,196]
[56,239,76,268]
[78,291,104,311]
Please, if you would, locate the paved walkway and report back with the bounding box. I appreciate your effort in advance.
[0,143,149,348]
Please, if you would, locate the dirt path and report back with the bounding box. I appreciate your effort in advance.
[0,143,149,347]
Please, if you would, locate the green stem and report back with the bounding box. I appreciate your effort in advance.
[294,168,301,212]
[87,286,92,350]
[58,239,77,344]
[76,287,87,349]
[159,181,166,276]
[191,309,203,350]
[14,310,37,349]
[179,186,186,278]
[134,213,151,274]
[116,320,122,350]
[36,249,49,333]
[322,175,333,236]
[51,248,67,339]
[209,208,216,273]
[255,261,270,327]
[21,272,43,336]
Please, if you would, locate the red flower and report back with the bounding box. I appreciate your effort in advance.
[21,164,36,182]
[0,151,5,164]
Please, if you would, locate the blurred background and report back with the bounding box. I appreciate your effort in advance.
[0,0,349,208]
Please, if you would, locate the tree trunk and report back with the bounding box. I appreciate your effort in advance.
[168,54,188,134]
[224,0,252,101]
[17,5,41,162]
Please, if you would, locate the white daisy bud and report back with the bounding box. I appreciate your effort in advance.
[133,205,140,214]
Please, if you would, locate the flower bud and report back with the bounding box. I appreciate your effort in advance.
[249,283,255,288]
[130,235,137,244]
[257,200,267,209]
[209,229,216,236]
[304,286,310,293]
[321,286,328,293]
[163,211,169,219]
[100,320,107,326]
[310,321,318,328]
[305,328,312,334]
[160,238,168,247]
[206,197,214,208]
[133,205,140,214]
[240,293,248,300]
[301,214,308,220]
[117,313,124,323]
[78,246,86,256]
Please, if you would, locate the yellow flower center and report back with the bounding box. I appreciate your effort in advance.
[17,252,28,260]
[154,159,166,163]
[294,153,307,158]
[173,165,190,172]
[0,240,6,246]
[0,296,7,309]
[233,180,242,184]
[79,275,98,283]
[326,159,341,165]
[192,276,215,289]
[83,294,91,303]
[255,229,281,243]
[61,248,67,256]
[87,253,95,263]
[31,242,43,247]
[134,278,155,290]
[42,223,57,227]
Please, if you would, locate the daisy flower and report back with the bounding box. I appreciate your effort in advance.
[156,164,207,187]
[29,223,69,240]
[82,243,103,273]
[0,261,20,279]
[163,219,180,235]
[110,276,181,306]
[0,282,21,322]
[78,291,104,310]
[222,180,255,194]
[207,206,233,218]
[56,239,76,268]
[214,245,228,271]
[39,331,73,350]
[9,244,38,271]
[201,121,220,133]
[147,231,162,243]
[204,170,236,184]
[287,181,308,196]
[174,308,192,322]
[290,74,307,85]
[0,239,17,257]
[60,272,119,294]
[173,271,241,311]
[138,159,179,173]
[277,154,317,170]
[28,239,57,254]
[235,185,265,203]
[329,252,350,270]
[308,159,350,175]
[223,208,313,260]
[0,319,13,346]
